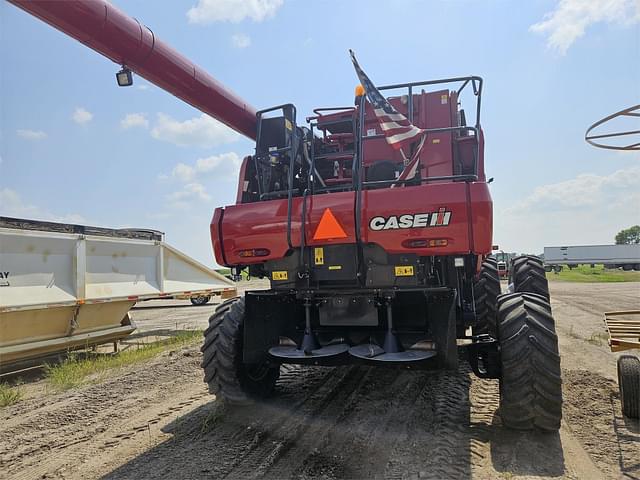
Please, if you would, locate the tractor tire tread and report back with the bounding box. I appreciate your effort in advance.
[617,355,640,419]
[498,293,562,432]
[510,255,550,300]
[475,257,501,335]
[201,297,279,405]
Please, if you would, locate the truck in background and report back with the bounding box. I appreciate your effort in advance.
[543,244,640,272]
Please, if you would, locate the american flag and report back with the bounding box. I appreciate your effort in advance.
[349,50,426,184]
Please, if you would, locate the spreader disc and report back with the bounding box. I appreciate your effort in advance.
[269,343,350,360]
[349,344,436,363]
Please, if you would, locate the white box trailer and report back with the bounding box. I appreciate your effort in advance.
[543,244,640,271]
[0,217,236,368]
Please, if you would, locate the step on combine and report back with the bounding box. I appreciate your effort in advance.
[11,0,563,432]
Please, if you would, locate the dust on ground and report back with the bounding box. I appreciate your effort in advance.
[0,281,638,480]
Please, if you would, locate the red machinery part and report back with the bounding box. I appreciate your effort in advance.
[212,182,493,266]
[8,0,257,140]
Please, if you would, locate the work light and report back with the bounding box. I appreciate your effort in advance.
[116,67,133,87]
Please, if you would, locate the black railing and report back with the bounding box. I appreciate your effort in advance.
[255,103,298,249]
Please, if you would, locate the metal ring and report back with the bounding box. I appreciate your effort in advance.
[585,105,640,151]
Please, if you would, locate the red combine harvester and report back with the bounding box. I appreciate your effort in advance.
[11,0,562,431]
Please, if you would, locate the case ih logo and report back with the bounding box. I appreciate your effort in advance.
[369,208,452,231]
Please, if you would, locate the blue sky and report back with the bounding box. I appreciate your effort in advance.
[1,0,639,265]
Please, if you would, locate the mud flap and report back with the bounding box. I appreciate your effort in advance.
[243,291,302,364]
[430,289,458,370]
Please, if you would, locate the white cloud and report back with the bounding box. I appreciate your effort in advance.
[232,33,251,48]
[160,152,241,212]
[187,0,283,24]
[505,166,640,213]
[530,0,640,54]
[120,113,149,129]
[166,152,242,182]
[72,107,93,125]
[16,129,47,141]
[0,188,86,223]
[166,183,212,210]
[498,166,640,253]
[137,83,150,91]
[150,113,239,147]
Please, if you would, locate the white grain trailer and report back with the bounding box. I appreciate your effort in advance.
[543,244,640,272]
[0,217,236,369]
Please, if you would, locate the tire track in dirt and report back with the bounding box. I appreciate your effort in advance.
[278,368,424,480]
[221,366,371,479]
[0,350,207,480]
[563,369,640,479]
[98,364,348,479]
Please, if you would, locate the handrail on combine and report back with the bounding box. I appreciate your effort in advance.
[378,75,483,129]
[362,75,484,185]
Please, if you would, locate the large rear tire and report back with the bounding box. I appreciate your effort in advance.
[474,257,501,335]
[497,292,562,431]
[201,297,279,404]
[617,355,640,419]
[510,255,550,299]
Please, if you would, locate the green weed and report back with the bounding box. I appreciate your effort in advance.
[45,330,202,391]
[0,382,23,408]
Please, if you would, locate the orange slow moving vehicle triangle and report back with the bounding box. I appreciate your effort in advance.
[313,208,348,240]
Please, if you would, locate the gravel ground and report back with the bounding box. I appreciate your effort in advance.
[0,281,638,480]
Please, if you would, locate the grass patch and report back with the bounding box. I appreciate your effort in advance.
[546,264,640,283]
[586,332,609,346]
[0,383,23,408]
[45,330,202,391]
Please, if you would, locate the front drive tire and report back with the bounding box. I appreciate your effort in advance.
[201,297,279,404]
[474,257,501,336]
[497,292,562,431]
[510,255,550,299]
[617,355,640,419]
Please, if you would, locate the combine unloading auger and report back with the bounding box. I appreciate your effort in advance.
[7,0,257,139]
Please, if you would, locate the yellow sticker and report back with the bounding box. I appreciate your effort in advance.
[272,271,288,281]
[314,247,324,265]
[432,138,440,144]
[395,266,414,276]
[285,119,293,131]
[328,265,342,271]
[440,94,448,104]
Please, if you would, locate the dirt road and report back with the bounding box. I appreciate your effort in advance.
[1,282,638,480]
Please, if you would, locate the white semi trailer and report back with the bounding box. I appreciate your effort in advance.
[543,244,640,272]
[0,217,236,369]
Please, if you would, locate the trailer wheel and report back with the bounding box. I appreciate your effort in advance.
[510,255,550,299]
[190,295,211,306]
[474,257,501,335]
[497,292,562,431]
[201,297,279,404]
[617,355,640,419]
